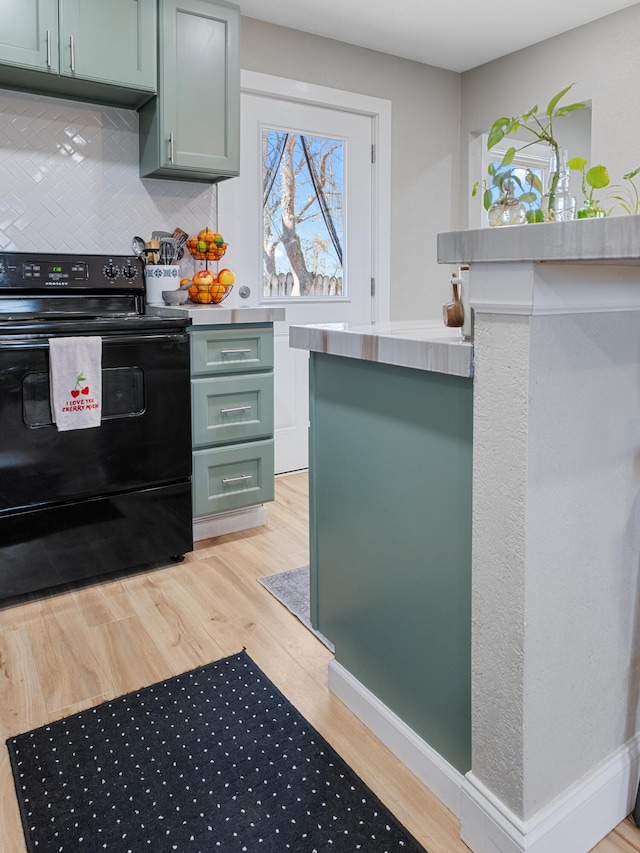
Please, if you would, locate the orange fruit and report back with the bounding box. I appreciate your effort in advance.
[180,277,192,286]
[197,227,213,241]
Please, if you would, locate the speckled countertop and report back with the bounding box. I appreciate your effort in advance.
[289,321,473,378]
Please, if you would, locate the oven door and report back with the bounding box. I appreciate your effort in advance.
[0,328,191,513]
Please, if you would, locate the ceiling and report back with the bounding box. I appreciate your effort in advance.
[237,0,638,73]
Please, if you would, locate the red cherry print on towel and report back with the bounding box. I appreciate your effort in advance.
[81,386,89,395]
[70,389,80,398]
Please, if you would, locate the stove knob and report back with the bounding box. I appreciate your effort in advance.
[122,263,139,280]
[103,263,120,280]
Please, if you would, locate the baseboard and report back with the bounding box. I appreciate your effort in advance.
[192,505,268,541]
[460,733,640,853]
[327,659,464,818]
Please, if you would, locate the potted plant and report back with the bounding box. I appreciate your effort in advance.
[476,84,588,222]
[566,158,610,218]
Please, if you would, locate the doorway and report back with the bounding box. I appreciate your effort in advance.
[219,72,391,473]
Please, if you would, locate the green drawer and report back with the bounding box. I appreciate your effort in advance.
[192,439,275,516]
[192,373,274,448]
[190,326,274,376]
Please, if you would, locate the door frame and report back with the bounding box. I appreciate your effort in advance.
[229,70,392,323]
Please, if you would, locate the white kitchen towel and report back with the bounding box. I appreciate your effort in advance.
[49,336,102,431]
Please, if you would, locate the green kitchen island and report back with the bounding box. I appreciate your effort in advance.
[289,320,474,807]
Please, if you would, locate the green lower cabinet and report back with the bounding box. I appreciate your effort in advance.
[309,353,473,774]
[190,323,275,520]
[191,372,274,448]
[193,439,274,516]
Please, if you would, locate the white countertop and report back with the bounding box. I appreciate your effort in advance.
[289,321,474,378]
[437,214,640,265]
[146,304,285,325]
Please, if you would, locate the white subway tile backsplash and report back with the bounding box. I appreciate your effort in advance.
[0,87,217,264]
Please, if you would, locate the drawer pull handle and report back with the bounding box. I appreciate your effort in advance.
[69,35,75,72]
[220,405,252,414]
[221,474,253,484]
[169,131,175,164]
[220,348,252,355]
[46,30,51,68]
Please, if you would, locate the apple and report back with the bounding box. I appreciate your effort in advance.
[217,268,235,285]
[192,269,215,286]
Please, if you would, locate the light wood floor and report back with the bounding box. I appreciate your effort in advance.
[0,471,638,852]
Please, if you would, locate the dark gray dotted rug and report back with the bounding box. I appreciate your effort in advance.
[7,650,428,852]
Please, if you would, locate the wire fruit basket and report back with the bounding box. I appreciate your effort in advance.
[186,235,228,262]
[188,283,234,304]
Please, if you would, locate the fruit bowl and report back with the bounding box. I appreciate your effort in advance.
[187,243,227,262]
[209,283,233,304]
[188,283,233,304]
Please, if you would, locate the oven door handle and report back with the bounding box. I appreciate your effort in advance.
[0,332,188,349]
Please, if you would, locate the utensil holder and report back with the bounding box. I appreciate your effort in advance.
[145,265,180,305]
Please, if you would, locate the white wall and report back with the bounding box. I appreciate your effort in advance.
[460,4,640,229]
[0,87,215,274]
[238,17,462,323]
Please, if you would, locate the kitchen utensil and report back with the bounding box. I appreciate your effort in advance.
[160,237,178,265]
[152,230,172,240]
[131,236,147,261]
[146,238,160,264]
[442,274,464,328]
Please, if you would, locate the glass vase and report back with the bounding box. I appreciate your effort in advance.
[541,148,576,222]
[487,179,527,227]
[577,199,606,219]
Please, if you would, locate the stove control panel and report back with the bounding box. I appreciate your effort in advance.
[0,253,143,291]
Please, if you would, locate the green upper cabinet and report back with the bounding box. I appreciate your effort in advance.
[139,0,240,183]
[0,0,60,72]
[59,0,156,91]
[0,0,157,108]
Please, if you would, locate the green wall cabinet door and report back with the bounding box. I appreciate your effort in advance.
[139,0,240,182]
[59,0,156,92]
[0,0,59,72]
[0,0,156,108]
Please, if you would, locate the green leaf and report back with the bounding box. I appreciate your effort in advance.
[501,147,516,167]
[527,173,543,194]
[586,164,610,189]
[567,156,588,172]
[519,191,537,203]
[488,162,496,177]
[471,181,479,197]
[483,188,492,211]
[623,167,640,180]
[546,84,574,116]
[526,208,545,224]
[555,102,588,117]
[487,118,511,149]
[511,174,524,191]
[522,105,538,120]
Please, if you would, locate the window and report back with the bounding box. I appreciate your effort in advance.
[475,136,550,227]
[262,129,344,297]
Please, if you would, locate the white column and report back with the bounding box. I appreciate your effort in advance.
[461,261,640,853]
